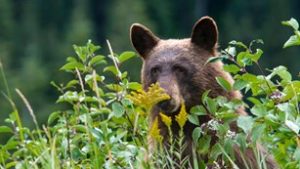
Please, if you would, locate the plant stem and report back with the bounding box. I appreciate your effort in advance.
[255,62,273,93]
[0,58,11,98]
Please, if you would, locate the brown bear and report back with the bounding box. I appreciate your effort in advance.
[130,16,278,168]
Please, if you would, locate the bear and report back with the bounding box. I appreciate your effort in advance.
[130,16,278,168]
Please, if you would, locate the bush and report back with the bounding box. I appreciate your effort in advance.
[0,18,300,169]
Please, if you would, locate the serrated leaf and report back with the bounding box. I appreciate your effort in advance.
[118,51,135,63]
[216,76,232,91]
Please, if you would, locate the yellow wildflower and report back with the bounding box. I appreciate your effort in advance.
[127,83,170,112]
[149,117,163,143]
[160,112,172,128]
[175,102,188,129]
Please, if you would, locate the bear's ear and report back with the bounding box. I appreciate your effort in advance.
[191,16,218,51]
[130,23,159,58]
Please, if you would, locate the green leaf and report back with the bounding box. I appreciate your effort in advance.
[188,114,199,125]
[251,124,265,143]
[205,56,222,64]
[268,65,292,82]
[60,61,84,71]
[251,104,268,117]
[128,82,142,90]
[65,80,79,89]
[282,18,299,30]
[192,127,202,142]
[90,55,107,66]
[229,40,247,49]
[106,84,123,92]
[206,97,217,114]
[293,148,300,161]
[224,46,236,56]
[118,51,135,63]
[201,90,210,104]
[283,35,300,48]
[103,66,118,76]
[223,64,240,74]
[237,51,252,67]
[237,116,253,134]
[233,79,248,90]
[190,105,207,116]
[0,126,12,133]
[285,120,300,134]
[216,76,231,91]
[209,143,222,160]
[251,49,263,62]
[282,81,300,101]
[112,102,125,118]
[198,135,211,154]
[48,111,61,125]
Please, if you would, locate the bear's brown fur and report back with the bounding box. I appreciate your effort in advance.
[130,16,278,168]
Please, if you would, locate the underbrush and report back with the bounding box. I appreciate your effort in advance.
[0,18,300,169]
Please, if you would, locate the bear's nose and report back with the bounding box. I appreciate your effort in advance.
[157,99,178,114]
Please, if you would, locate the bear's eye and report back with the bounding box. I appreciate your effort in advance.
[150,66,161,77]
[173,65,187,75]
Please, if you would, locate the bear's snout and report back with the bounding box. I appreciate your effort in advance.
[157,98,180,114]
[156,77,181,114]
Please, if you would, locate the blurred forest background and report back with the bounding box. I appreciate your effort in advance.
[1,0,300,138]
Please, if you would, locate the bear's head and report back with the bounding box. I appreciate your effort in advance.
[130,16,228,115]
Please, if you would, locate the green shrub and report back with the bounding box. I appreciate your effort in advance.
[0,18,300,169]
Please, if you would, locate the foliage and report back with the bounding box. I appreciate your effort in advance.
[1,19,300,169]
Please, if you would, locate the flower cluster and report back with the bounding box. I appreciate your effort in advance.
[149,117,163,143]
[160,112,172,128]
[127,83,170,113]
[175,102,188,129]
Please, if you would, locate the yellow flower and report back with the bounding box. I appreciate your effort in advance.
[149,117,163,143]
[160,112,172,128]
[127,83,170,112]
[175,102,188,129]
